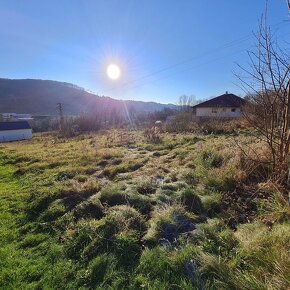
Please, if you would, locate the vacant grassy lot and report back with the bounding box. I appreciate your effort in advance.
[0,130,289,289]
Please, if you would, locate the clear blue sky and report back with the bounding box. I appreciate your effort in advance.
[0,0,289,104]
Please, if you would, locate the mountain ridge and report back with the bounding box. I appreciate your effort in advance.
[0,78,177,115]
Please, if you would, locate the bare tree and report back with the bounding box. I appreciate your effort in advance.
[178,95,196,111]
[236,15,290,185]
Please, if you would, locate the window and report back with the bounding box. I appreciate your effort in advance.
[231,108,236,112]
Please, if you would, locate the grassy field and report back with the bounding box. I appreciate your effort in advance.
[0,130,289,289]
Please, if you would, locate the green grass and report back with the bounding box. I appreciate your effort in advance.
[0,131,289,289]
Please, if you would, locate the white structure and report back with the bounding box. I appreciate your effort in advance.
[0,121,32,142]
[192,93,245,119]
[195,107,242,118]
[2,113,33,121]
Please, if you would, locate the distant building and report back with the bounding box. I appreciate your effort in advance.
[0,121,32,142]
[2,113,33,121]
[192,93,245,119]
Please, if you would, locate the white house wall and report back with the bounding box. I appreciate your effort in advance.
[196,107,241,118]
[0,129,32,142]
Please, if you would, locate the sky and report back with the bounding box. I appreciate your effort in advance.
[0,0,289,104]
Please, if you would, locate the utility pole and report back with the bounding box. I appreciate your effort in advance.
[57,103,64,132]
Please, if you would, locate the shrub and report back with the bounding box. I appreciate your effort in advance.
[198,119,242,135]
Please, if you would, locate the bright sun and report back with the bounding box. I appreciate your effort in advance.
[107,64,121,80]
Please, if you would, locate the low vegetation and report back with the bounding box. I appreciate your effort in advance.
[0,129,289,289]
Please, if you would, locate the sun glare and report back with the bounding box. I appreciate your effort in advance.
[107,64,121,80]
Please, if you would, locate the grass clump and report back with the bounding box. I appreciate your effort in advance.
[202,192,222,217]
[179,188,204,214]
[40,199,67,222]
[194,219,238,256]
[258,191,290,223]
[143,205,196,245]
[99,185,127,206]
[64,205,146,262]
[87,254,119,288]
[127,193,153,215]
[201,150,223,168]
[132,246,197,289]
[102,158,147,179]
[136,181,156,195]
[72,197,104,221]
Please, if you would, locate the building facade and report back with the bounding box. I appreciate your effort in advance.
[192,93,245,119]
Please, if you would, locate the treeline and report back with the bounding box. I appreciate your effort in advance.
[29,107,176,133]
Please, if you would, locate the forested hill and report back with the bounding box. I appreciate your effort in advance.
[0,78,176,115]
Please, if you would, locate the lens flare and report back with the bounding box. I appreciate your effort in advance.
[107,64,121,80]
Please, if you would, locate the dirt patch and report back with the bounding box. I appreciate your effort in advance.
[221,186,269,230]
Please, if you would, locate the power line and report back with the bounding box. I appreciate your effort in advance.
[103,21,287,94]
